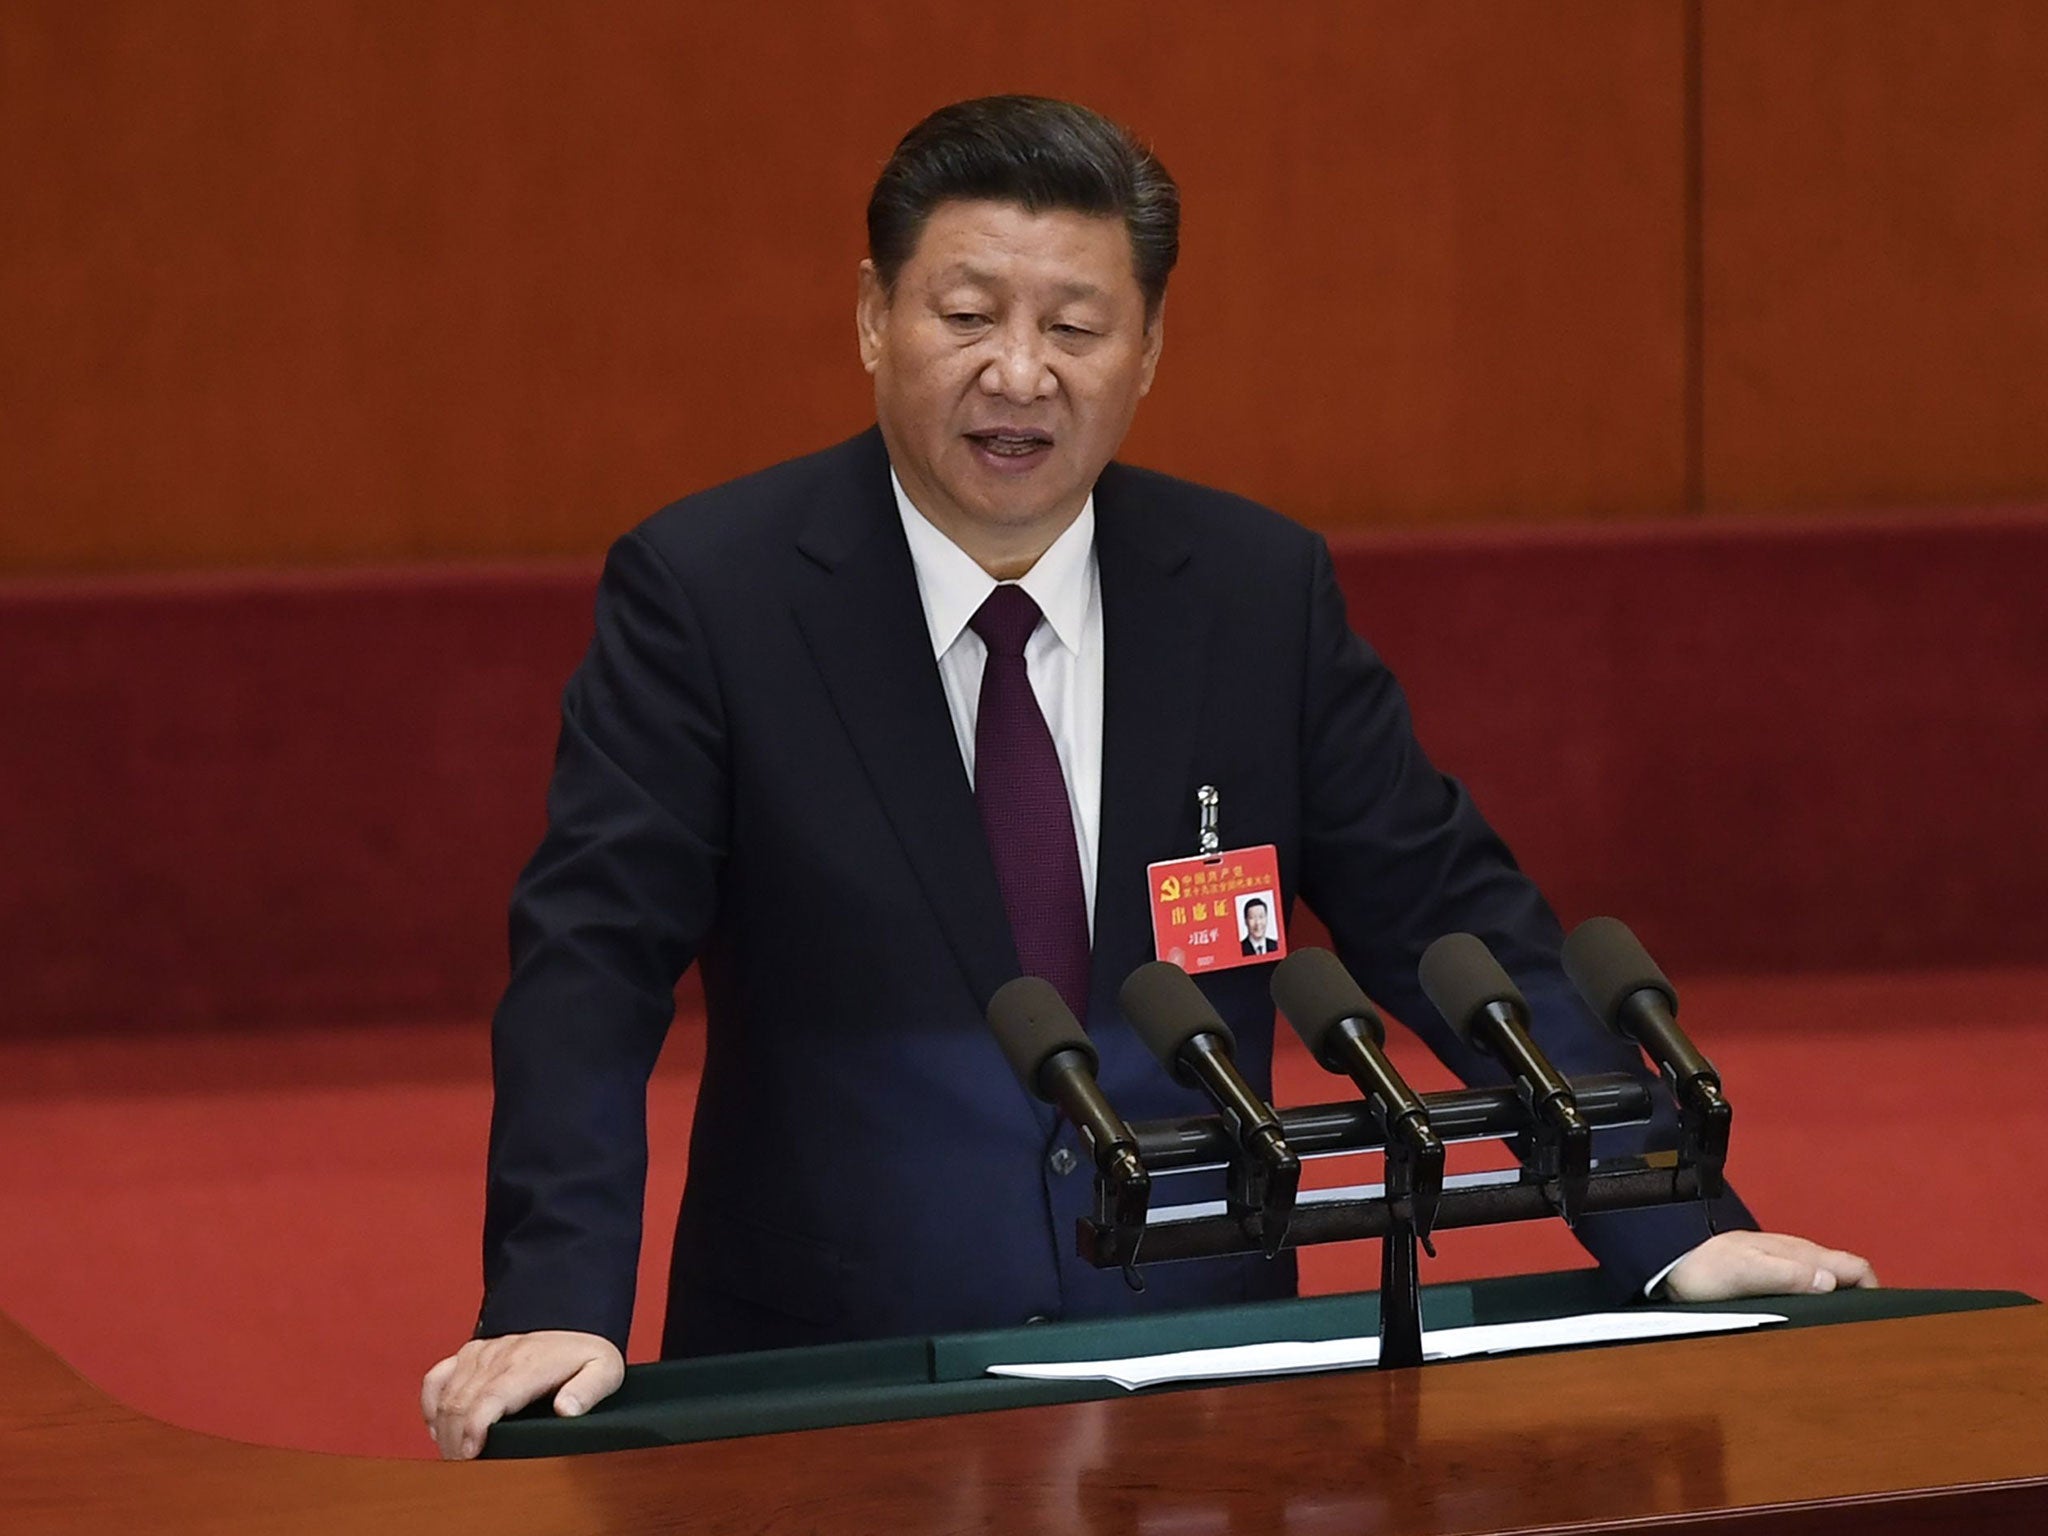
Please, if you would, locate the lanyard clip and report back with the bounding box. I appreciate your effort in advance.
[1197,784,1221,859]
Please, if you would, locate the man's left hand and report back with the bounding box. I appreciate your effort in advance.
[1658,1230,1878,1302]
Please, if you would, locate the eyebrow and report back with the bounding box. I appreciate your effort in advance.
[935,265,1107,303]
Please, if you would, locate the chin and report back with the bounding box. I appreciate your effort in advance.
[971,490,1080,529]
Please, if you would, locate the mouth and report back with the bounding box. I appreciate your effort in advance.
[964,428,1055,471]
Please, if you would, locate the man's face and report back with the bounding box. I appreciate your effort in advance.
[1246,904,1268,940]
[857,199,1163,567]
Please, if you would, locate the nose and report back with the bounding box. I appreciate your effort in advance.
[978,321,1056,404]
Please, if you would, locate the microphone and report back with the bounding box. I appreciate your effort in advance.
[1270,949,1436,1155]
[1418,932,1591,1221]
[1271,947,1443,1244]
[986,978,1151,1276]
[1561,917,1720,1105]
[986,977,1146,1185]
[1119,961,1299,1255]
[1561,917,1730,1196]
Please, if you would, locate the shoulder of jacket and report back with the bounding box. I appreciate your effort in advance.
[622,431,878,577]
[1099,459,1323,566]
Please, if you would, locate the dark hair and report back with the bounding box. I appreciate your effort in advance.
[1244,898,1268,913]
[867,96,1179,316]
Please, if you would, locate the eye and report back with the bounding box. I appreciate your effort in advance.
[944,312,992,329]
[1051,323,1097,338]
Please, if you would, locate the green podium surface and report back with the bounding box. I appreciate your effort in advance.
[484,1272,2036,1458]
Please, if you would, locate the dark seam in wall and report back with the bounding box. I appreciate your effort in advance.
[1683,0,1707,516]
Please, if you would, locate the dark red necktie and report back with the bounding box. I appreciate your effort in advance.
[970,585,1092,1022]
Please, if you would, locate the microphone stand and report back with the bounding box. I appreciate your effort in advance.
[1677,1077,1732,1203]
[1377,1123,1442,1369]
[1074,1069,1722,1372]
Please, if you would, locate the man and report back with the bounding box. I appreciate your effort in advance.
[423,97,1872,1460]
[1240,897,1278,956]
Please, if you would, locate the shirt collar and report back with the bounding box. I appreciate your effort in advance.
[890,467,1097,660]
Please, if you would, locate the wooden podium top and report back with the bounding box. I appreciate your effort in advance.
[5,1302,2046,1535]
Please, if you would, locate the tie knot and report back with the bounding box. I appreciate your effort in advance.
[969,584,1043,659]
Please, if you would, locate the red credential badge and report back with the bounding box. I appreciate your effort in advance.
[1147,844,1286,973]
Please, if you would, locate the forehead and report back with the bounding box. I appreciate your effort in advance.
[902,199,1140,299]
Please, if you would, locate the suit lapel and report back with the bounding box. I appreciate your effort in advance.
[1091,465,1213,1012]
[791,433,1020,1010]
[791,443,1215,1019]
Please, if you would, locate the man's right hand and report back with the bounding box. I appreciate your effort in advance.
[420,1330,626,1460]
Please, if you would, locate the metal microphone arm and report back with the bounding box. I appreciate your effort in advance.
[1177,1034,1300,1258]
[1475,999,1593,1227]
[1037,1047,1151,1279]
[1317,1016,1445,1247]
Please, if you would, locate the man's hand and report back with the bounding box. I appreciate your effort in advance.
[420,1330,625,1460]
[1658,1231,1878,1303]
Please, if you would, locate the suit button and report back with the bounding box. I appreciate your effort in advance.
[1048,1146,1079,1176]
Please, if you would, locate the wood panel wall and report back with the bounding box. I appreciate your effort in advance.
[1,1,2043,574]
[1701,0,2048,512]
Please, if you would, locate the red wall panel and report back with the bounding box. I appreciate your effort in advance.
[0,1,1688,573]
[1701,1,2048,512]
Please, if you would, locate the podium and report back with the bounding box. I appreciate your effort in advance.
[484,1270,2029,1454]
[5,1281,2047,1534]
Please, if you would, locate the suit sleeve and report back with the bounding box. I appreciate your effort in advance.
[476,529,730,1347]
[1291,535,1755,1298]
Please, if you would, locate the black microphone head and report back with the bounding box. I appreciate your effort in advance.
[1270,948,1386,1063]
[1417,933,1529,1049]
[986,977,1097,1101]
[1118,961,1237,1085]
[1562,916,1678,1032]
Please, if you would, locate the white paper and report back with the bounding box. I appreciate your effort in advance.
[985,1310,1786,1391]
[1146,1167,1525,1225]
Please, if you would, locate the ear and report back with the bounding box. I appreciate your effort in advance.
[1136,299,1166,397]
[856,260,888,375]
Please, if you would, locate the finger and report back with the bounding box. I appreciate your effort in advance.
[1746,1242,1854,1296]
[554,1348,626,1418]
[1740,1232,1830,1262]
[1822,1248,1879,1288]
[444,1352,578,1459]
[431,1364,487,1457]
[433,1393,473,1460]
[420,1354,460,1424]
[1666,1244,1806,1302]
[433,1368,495,1460]
[1749,1235,1877,1291]
[433,1356,512,1460]
[450,1386,518,1461]
[1732,1249,1821,1297]
[441,1368,534,1461]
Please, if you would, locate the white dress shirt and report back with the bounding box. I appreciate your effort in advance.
[891,468,1104,934]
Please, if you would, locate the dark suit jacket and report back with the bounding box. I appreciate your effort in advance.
[1241,935,1279,956]
[478,428,1751,1357]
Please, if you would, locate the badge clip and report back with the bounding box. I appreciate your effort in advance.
[1197,784,1222,861]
